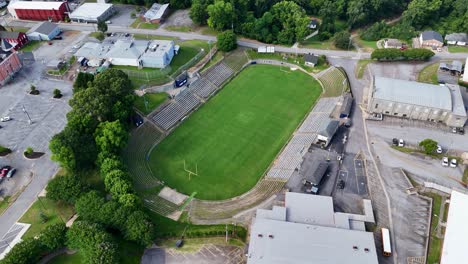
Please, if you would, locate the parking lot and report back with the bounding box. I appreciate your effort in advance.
[368,61,432,81]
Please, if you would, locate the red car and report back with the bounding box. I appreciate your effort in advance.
[0,166,11,178]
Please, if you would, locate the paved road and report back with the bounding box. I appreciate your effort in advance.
[6,20,468,60]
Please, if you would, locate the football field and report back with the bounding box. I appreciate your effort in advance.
[148,65,322,200]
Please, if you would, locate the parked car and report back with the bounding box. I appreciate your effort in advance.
[442,157,449,167]
[0,166,11,177]
[344,119,352,127]
[436,145,442,154]
[0,116,10,122]
[105,20,112,24]
[452,127,457,133]
[392,138,398,146]
[398,139,405,147]
[6,168,16,178]
[53,35,62,40]
[337,180,345,189]
[450,159,457,168]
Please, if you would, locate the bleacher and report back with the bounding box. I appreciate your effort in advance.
[189,77,218,99]
[152,90,201,130]
[203,62,234,87]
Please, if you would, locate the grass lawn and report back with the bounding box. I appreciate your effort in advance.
[132,34,177,41]
[130,18,160,29]
[20,41,44,52]
[463,168,468,185]
[300,35,337,50]
[0,196,11,215]
[418,63,439,84]
[356,59,372,79]
[165,25,193,32]
[19,197,74,239]
[448,46,468,53]
[424,192,443,264]
[354,37,377,51]
[134,92,168,115]
[148,65,321,200]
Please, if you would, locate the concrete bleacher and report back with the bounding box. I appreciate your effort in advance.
[152,90,201,130]
[203,62,234,87]
[189,77,218,99]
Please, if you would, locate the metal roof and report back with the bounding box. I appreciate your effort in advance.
[144,3,169,21]
[445,33,468,42]
[8,1,66,10]
[319,119,340,138]
[106,39,148,60]
[373,76,452,111]
[446,84,467,117]
[304,53,318,64]
[304,162,329,185]
[285,192,335,226]
[70,3,113,20]
[421,31,443,43]
[441,191,468,264]
[27,21,58,35]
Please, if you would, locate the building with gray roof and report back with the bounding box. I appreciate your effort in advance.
[247,192,378,264]
[445,33,468,46]
[143,3,169,24]
[367,76,467,128]
[420,31,443,47]
[26,21,61,41]
[316,119,339,147]
[69,3,115,23]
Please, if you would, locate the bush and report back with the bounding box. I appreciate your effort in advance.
[0,145,11,154]
[130,12,136,18]
[419,138,438,154]
[217,30,237,52]
[46,174,88,204]
[39,211,48,223]
[24,147,34,155]
[318,32,332,41]
[371,48,434,61]
[53,89,62,98]
[333,31,352,50]
[30,85,40,95]
[94,32,105,41]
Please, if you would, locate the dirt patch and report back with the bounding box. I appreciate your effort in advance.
[161,9,194,28]
[0,149,12,157]
[158,186,189,205]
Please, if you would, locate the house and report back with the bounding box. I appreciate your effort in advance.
[445,33,468,46]
[304,53,318,67]
[308,19,318,29]
[143,3,169,24]
[419,31,443,48]
[383,38,402,49]
[247,192,378,264]
[0,47,22,86]
[7,1,69,22]
[367,76,467,128]
[69,3,115,23]
[26,21,61,41]
[0,31,29,50]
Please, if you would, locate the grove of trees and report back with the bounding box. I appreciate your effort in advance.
[371,48,435,61]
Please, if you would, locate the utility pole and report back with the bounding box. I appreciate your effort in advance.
[225,224,228,243]
[208,40,212,61]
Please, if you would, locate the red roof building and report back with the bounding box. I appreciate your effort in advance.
[0,31,29,50]
[7,1,69,22]
[0,48,22,86]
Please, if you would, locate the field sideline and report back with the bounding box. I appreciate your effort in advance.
[148,65,322,200]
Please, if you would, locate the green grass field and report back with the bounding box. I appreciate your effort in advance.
[148,65,321,200]
[134,93,168,115]
[418,63,439,84]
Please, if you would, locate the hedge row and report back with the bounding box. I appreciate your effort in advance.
[371,48,435,61]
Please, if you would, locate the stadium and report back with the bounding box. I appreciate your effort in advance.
[124,50,348,219]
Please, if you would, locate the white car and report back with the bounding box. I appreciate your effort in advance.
[442,157,449,167]
[0,116,10,122]
[105,20,112,24]
[436,145,442,154]
[450,159,457,168]
[398,139,405,147]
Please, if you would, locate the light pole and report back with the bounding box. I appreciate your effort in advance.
[22,104,32,125]
[208,40,212,61]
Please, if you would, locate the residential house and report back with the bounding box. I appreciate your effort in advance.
[445,33,468,46]
[26,21,61,41]
[308,19,318,29]
[0,31,29,50]
[383,38,403,49]
[0,47,22,86]
[304,53,318,67]
[419,31,444,48]
[143,3,169,24]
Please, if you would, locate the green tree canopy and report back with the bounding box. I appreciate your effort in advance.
[419,139,438,154]
[46,174,88,204]
[217,30,237,52]
[97,21,108,33]
[334,31,352,50]
[1,238,44,264]
[207,0,234,31]
[40,223,67,251]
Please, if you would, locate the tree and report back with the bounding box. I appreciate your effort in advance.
[73,72,94,93]
[94,120,128,159]
[66,221,118,264]
[2,238,44,264]
[124,210,155,245]
[97,21,108,33]
[217,31,237,52]
[419,139,438,154]
[360,21,389,41]
[118,193,141,208]
[24,147,34,155]
[53,88,62,98]
[190,0,213,25]
[207,0,234,31]
[334,31,352,50]
[75,191,106,222]
[100,156,124,177]
[46,174,88,204]
[104,169,132,198]
[40,223,67,251]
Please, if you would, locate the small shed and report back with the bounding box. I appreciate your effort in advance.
[26,21,61,41]
[304,53,319,67]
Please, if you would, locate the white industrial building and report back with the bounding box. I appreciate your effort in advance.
[441,191,468,264]
[69,3,115,23]
[367,76,467,128]
[74,39,176,68]
[247,192,378,264]
[26,21,61,41]
[464,57,468,83]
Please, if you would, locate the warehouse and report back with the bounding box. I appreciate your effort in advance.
[69,3,115,23]
[247,192,378,264]
[441,191,468,264]
[143,3,169,24]
[8,1,69,22]
[367,76,467,128]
